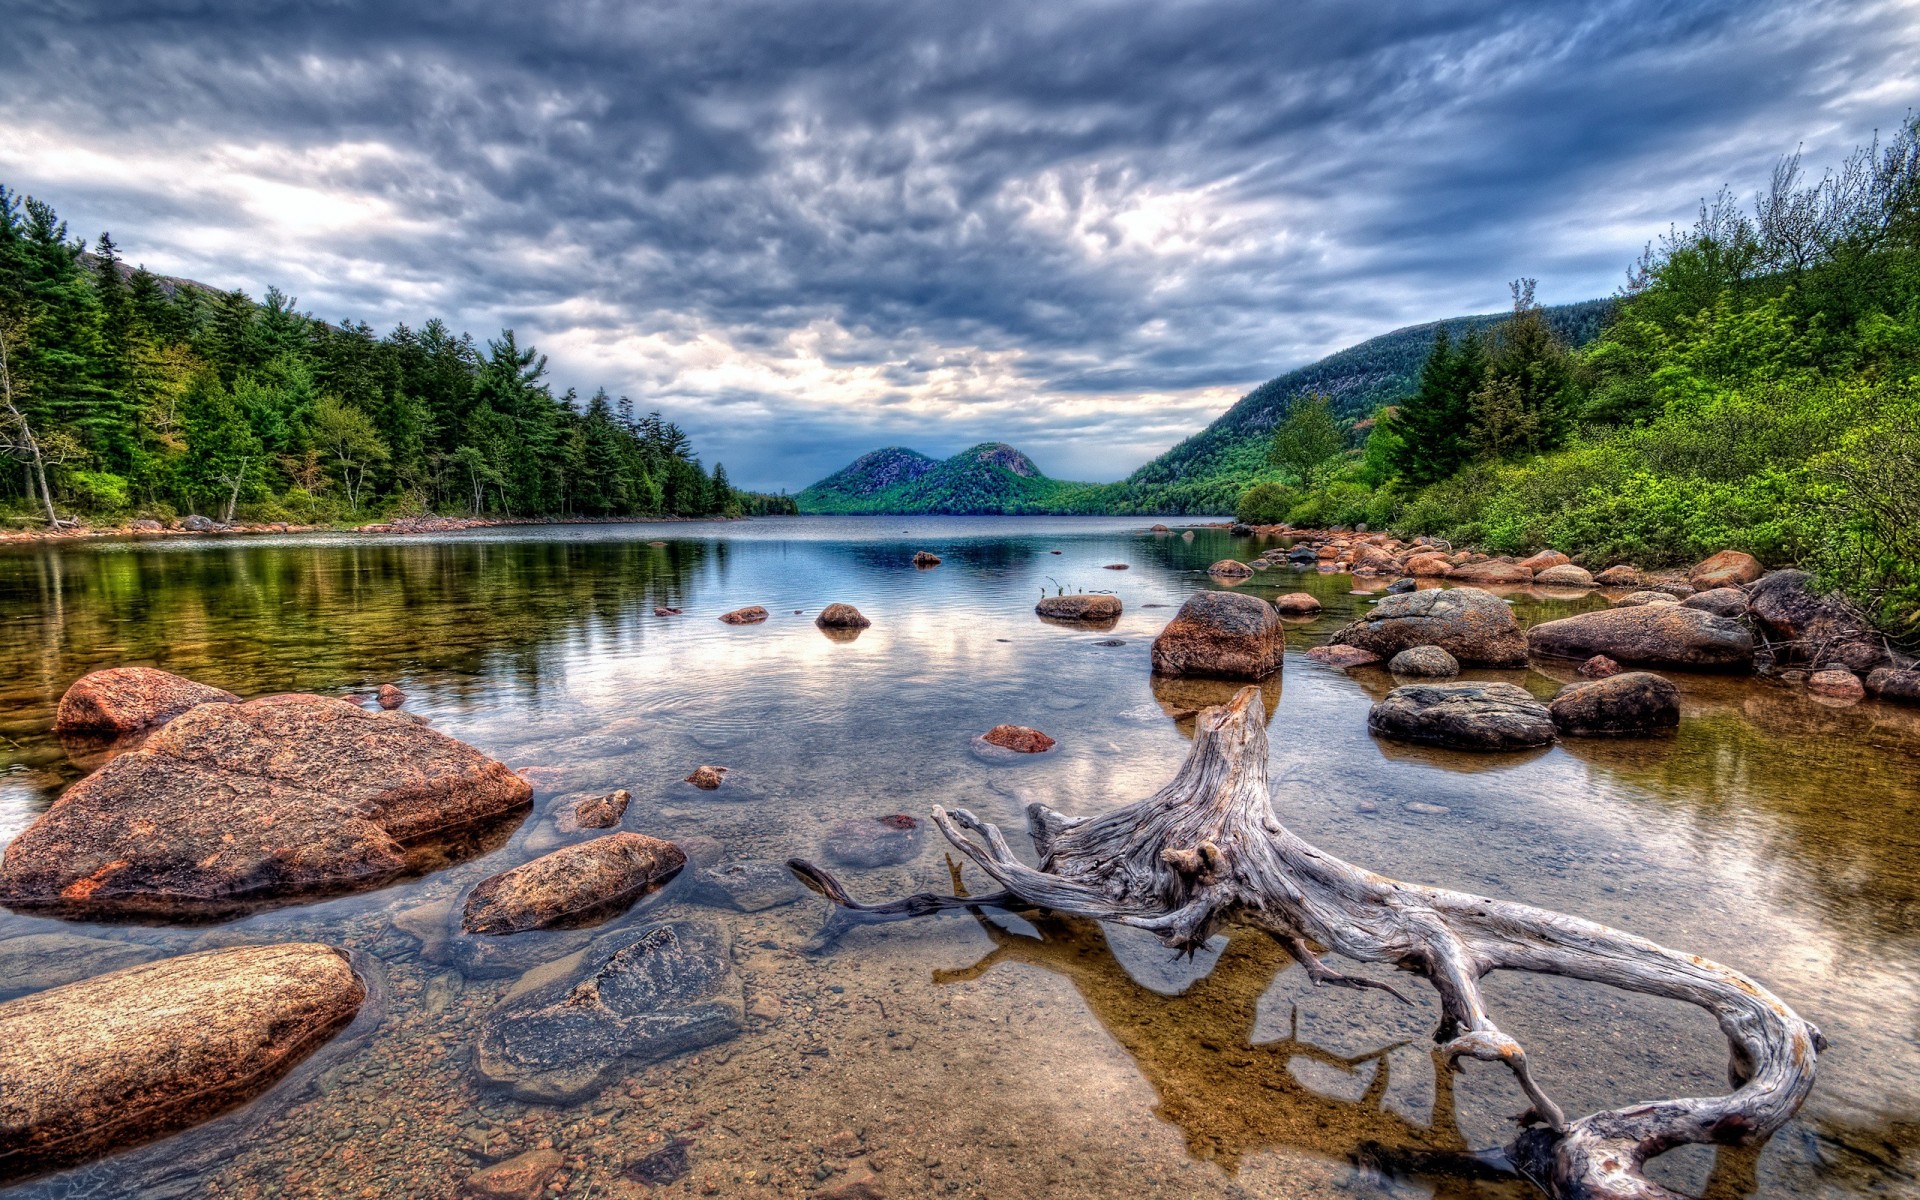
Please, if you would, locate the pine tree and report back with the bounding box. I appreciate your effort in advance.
[1386,327,1480,485]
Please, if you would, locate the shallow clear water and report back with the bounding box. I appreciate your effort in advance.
[1,515,1918,1200]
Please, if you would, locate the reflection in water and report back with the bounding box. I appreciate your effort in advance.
[0,516,1917,1199]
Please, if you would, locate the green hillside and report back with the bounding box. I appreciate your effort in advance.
[797,442,1095,514]
[1088,300,1612,514]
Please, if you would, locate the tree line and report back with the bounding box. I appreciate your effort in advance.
[0,187,795,526]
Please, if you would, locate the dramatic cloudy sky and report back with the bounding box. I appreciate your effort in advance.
[3,1,1917,490]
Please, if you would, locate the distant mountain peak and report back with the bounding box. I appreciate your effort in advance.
[796,442,1076,513]
[960,442,1040,477]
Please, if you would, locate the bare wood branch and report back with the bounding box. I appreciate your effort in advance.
[792,686,1823,1200]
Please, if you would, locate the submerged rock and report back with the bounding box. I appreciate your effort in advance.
[1388,645,1460,677]
[1274,592,1323,615]
[0,943,363,1180]
[475,920,743,1104]
[1328,586,1527,667]
[978,724,1056,753]
[1035,594,1122,621]
[822,815,922,868]
[462,833,686,935]
[1206,559,1254,579]
[1548,672,1681,737]
[1306,645,1383,669]
[1527,605,1754,669]
[912,551,941,567]
[688,861,808,912]
[52,666,237,736]
[1367,683,1556,752]
[565,788,630,831]
[684,765,729,790]
[1149,591,1285,679]
[0,694,531,917]
[815,603,871,629]
[1807,669,1866,702]
[718,606,769,625]
[461,1149,564,1199]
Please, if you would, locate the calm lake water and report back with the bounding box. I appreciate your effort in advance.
[2,515,1918,1200]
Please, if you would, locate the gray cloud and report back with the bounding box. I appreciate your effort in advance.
[2,0,1916,489]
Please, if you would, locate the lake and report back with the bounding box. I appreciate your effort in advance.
[1,515,1917,1199]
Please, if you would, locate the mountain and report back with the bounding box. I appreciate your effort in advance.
[797,442,1092,514]
[1097,299,1614,513]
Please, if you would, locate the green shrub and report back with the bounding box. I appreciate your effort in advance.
[62,470,131,515]
[1234,481,1295,525]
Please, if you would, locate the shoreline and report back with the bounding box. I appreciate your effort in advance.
[0,512,746,547]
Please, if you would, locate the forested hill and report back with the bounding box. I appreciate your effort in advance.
[797,442,1092,513]
[0,184,793,528]
[1100,299,1612,513]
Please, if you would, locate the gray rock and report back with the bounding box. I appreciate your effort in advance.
[687,861,808,912]
[1526,604,1754,669]
[1387,645,1460,677]
[1682,588,1749,618]
[1367,683,1556,751]
[1548,672,1682,737]
[475,920,743,1103]
[1329,586,1528,667]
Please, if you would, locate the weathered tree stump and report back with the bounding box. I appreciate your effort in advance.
[789,686,1821,1200]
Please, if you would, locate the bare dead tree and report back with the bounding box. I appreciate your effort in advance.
[0,321,60,528]
[791,687,1823,1200]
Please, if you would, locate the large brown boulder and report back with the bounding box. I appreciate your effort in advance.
[52,667,238,736]
[1517,550,1571,572]
[1689,550,1764,590]
[1747,570,1889,672]
[0,694,531,916]
[1035,594,1122,621]
[1273,592,1323,615]
[814,603,871,629]
[1447,560,1531,585]
[1593,565,1643,587]
[0,943,363,1180]
[1866,667,1920,705]
[1150,591,1285,679]
[1548,672,1681,737]
[1367,683,1556,751]
[1404,552,1454,577]
[1525,605,1753,669]
[462,833,687,935]
[1328,586,1527,667]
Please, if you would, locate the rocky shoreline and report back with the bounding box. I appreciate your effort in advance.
[0,512,742,546]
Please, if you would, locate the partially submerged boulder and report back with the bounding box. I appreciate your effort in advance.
[1149,591,1285,678]
[1532,564,1594,588]
[718,606,769,625]
[1689,550,1764,590]
[977,724,1056,753]
[1866,667,1920,705]
[0,694,532,916]
[1548,672,1681,737]
[1526,605,1753,669]
[1367,683,1556,752]
[1578,655,1623,679]
[1035,594,1122,621]
[462,833,686,935]
[1388,645,1460,677]
[912,551,941,567]
[1328,586,1527,667]
[52,667,237,736]
[1807,669,1866,702]
[1447,560,1531,585]
[1273,592,1322,615]
[814,603,871,629]
[1748,570,1889,672]
[684,765,728,790]
[567,788,630,831]
[0,943,364,1179]
[475,921,742,1104]
[1207,559,1254,580]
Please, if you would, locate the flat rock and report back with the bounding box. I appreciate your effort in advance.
[1548,672,1681,737]
[1035,594,1123,621]
[1531,564,1594,587]
[1274,592,1322,615]
[1447,560,1531,585]
[1526,605,1754,669]
[0,933,162,1001]
[718,606,769,624]
[475,920,743,1104]
[0,694,531,917]
[1690,550,1764,589]
[1367,683,1556,751]
[1682,587,1749,618]
[1616,590,1678,606]
[822,815,922,867]
[1388,645,1460,677]
[815,603,871,628]
[0,943,363,1180]
[1305,645,1382,668]
[1150,591,1285,678]
[462,833,686,935]
[1329,586,1527,667]
[462,1148,564,1199]
[977,724,1055,753]
[52,667,238,736]
[687,861,808,912]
